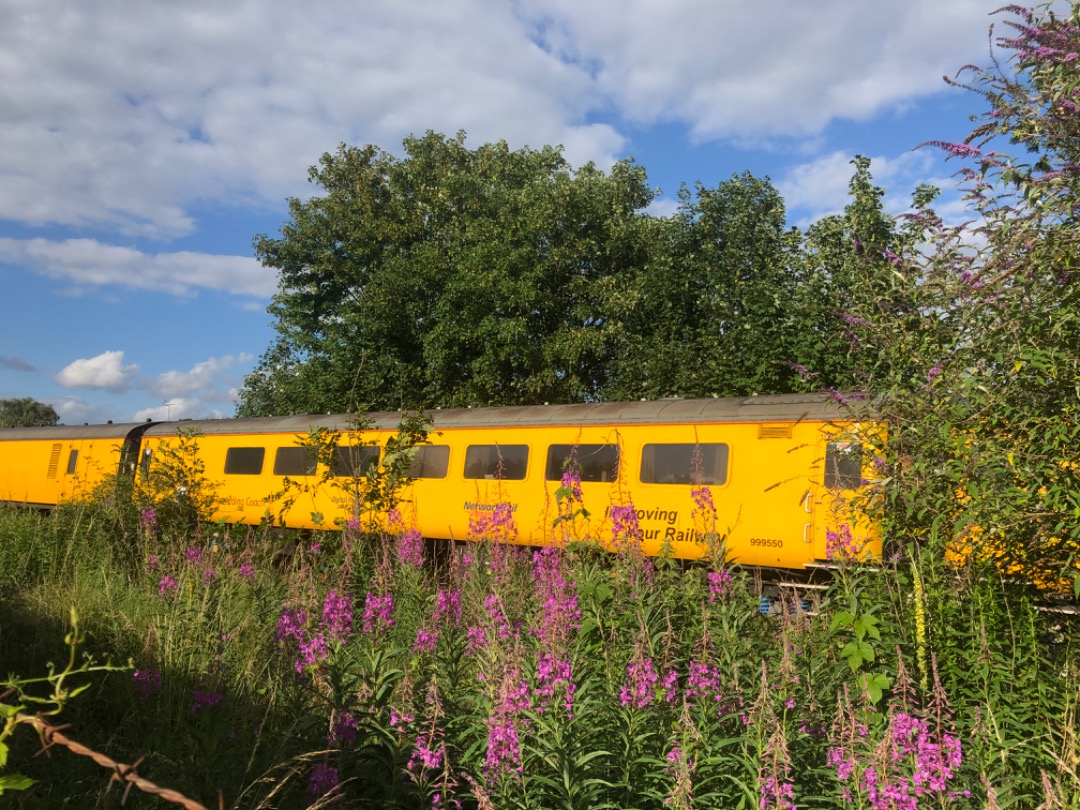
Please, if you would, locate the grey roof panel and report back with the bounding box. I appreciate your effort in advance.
[0,423,147,442]
[136,394,857,438]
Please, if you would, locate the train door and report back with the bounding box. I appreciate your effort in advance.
[809,434,867,562]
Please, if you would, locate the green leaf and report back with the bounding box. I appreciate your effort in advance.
[0,773,37,794]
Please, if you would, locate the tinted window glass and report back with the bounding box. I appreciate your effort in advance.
[407,445,450,479]
[464,445,529,480]
[66,449,78,475]
[140,448,153,477]
[274,446,318,476]
[225,447,265,475]
[330,445,381,478]
[825,441,863,489]
[640,443,728,485]
[545,444,619,483]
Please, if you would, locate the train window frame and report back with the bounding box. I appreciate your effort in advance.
[66,449,79,476]
[545,444,620,483]
[407,445,451,479]
[273,446,319,477]
[639,443,729,486]
[824,441,863,489]
[463,444,529,481]
[224,447,266,476]
[330,445,381,478]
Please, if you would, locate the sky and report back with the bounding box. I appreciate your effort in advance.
[0,0,1022,424]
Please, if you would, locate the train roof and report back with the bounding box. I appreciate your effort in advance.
[140,393,864,437]
[0,422,149,441]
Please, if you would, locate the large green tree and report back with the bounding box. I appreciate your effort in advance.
[238,132,655,415]
[0,398,59,428]
[606,173,807,399]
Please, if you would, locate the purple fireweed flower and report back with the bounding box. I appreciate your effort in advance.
[329,712,359,748]
[157,575,179,597]
[434,589,462,625]
[484,668,531,779]
[362,592,395,636]
[684,660,721,703]
[185,546,203,565]
[707,569,732,603]
[826,525,861,562]
[275,608,308,647]
[296,634,328,672]
[202,569,217,585]
[397,527,424,567]
[133,668,162,699]
[308,763,341,802]
[191,687,223,714]
[559,467,583,503]
[238,562,256,580]
[408,733,445,773]
[146,554,160,571]
[322,591,354,643]
[530,547,581,649]
[414,628,439,654]
[691,486,716,515]
[610,503,643,546]
[469,502,518,543]
[140,508,157,531]
[534,653,575,715]
[620,657,660,709]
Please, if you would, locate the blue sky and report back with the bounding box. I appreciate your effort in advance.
[0,0,1019,423]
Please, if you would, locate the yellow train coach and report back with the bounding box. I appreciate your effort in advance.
[0,394,879,569]
[142,394,877,568]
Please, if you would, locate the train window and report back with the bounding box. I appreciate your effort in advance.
[330,445,381,478]
[407,445,450,479]
[140,448,153,477]
[66,449,78,476]
[224,447,265,475]
[825,441,863,489]
[545,444,619,483]
[640,443,729,485]
[273,447,319,476]
[464,445,529,480]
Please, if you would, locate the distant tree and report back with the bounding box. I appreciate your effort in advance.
[0,397,59,428]
[239,131,656,415]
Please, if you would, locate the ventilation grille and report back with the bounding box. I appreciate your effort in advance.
[47,444,62,479]
[758,424,793,439]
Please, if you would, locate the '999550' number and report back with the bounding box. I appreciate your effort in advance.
[749,537,783,548]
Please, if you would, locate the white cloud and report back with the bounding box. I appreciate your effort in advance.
[133,398,228,422]
[778,149,941,224]
[0,0,1013,240]
[52,396,117,426]
[148,354,253,402]
[0,238,273,299]
[55,351,140,392]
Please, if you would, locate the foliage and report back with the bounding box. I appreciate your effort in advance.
[239,132,657,413]
[239,134,876,415]
[0,609,127,796]
[842,1,1080,593]
[0,397,58,428]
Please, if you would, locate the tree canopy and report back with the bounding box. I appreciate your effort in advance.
[0,398,59,428]
[239,132,882,415]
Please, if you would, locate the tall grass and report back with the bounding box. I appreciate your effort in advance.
[0,486,1076,809]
